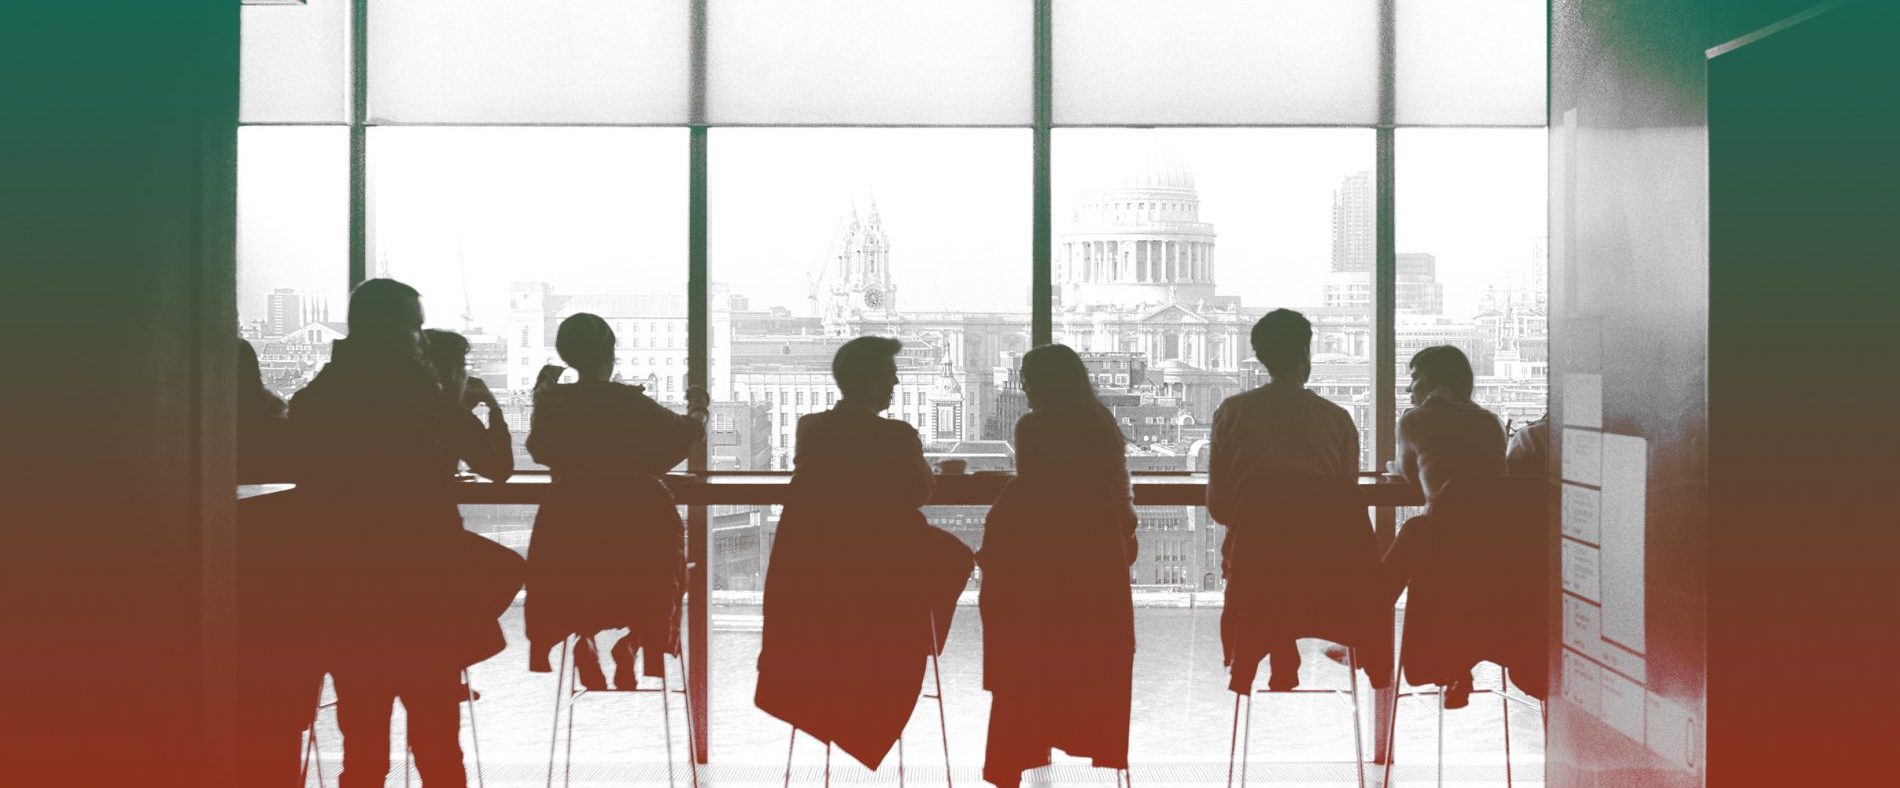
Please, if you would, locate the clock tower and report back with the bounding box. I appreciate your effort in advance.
[820,195,899,333]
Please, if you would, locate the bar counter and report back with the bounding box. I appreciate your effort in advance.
[426,471,1429,508]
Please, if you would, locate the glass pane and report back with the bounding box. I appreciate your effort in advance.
[1395,128,1549,441]
[1053,129,1379,470]
[368,0,692,124]
[240,0,349,123]
[707,0,1033,125]
[1396,0,1548,125]
[708,128,1030,764]
[368,127,690,471]
[710,128,1033,472]
[237,126,350,402]
[1053,0,1379,126]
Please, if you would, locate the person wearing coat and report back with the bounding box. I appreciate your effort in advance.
[978,344,1138,788]
[755,336,975,770]
[523,312,707,689]
[287,280,524,788]
[1208,310,1393,694]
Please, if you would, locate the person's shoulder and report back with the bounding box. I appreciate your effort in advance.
[1299,388,1349,414]
[877,414,922,439]
[1215,386,1271,417]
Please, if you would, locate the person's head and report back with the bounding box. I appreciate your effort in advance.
[831,336,902,411]
[1249,309,1312,384]
[421,329,471,398]
[555,313,616,379]
[345,278,426,360]
[1020,343,1096,413]
[1407,345,1475,405]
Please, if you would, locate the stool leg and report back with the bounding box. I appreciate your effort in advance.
[1382,682,1401,787]
[1435,689,1445,788]
[1499,668,1513,788]
[825,742,833,788]
[928,612,952,788]
[675,650,701,788]
[1347,649,1366,788]
[404,744,411,788]
[783,725,796,788]
[465,669,484,788]
[1225,693,1241,788]
[898,736,906,787]
[1239,693,1254,786]
[662,660,678,788]
[301,703,319,788]
[564,666,579,788]
[547,638,570,788]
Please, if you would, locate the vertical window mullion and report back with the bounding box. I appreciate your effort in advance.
[348,0,369,288]
[684,0,710,766]
[1371,0,1399,768]
[1032,0,1053,347]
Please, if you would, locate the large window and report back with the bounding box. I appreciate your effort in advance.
[240,0,1547,778]
[236,126,349,402]
[1395,129,1550,436]
[1053,129,1378,468]
[369,127,690,470]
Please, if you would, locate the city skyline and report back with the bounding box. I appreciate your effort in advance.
[239,127,1546,332]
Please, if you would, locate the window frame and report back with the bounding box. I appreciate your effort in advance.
[243,0,1546,766]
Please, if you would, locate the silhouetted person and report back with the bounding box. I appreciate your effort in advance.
[1209,310,1391,692]
[1396,345,1506,506]
[234,336,319,786]
[1383,345,1507,707]
[288,279,524,788]
[755,336,975,769]
[524,313,707,689]
[1506,413,1551,478]
[237,337,292,484]
[421,329,514,483]
[978,344,1138,788]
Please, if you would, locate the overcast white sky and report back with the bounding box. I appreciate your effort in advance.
[238,126,1544,331]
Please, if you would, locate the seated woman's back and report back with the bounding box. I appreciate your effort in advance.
[528,380,700,478]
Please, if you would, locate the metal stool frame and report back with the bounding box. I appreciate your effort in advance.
[1226,643,1368,788]
[545,632,699,788]
[780,611,955,787]
[1379,663,1544,787]
[301,669,483,788]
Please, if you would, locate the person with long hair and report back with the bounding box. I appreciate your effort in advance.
[978,343,1138,787]
[524,313,708,689]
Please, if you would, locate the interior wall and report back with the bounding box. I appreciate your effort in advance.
[1548,1,1710,784]
[1706,1,1898,784]
[1551,1,1897,784]
[0,2,238,785]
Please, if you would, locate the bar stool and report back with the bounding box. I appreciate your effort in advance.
[546,633,699,788]
[300,669,485,788]
[1380,664,1543,787]
[1225,642,1368,788]
[781,611,953,787]
[1378,476,1549,786]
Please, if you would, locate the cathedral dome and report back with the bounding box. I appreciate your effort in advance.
[1114,132,1197,193]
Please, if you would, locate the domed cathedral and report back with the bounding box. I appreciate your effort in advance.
[1057,132,1223,311]
[1054,131,1255,422]
[815,194,899,335]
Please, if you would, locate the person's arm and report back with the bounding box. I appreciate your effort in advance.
[456,377,514,482]
[627,387,708,474]
[1205,401,1238,525]
[1397,412,1423,490]
[892,423,935,508]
